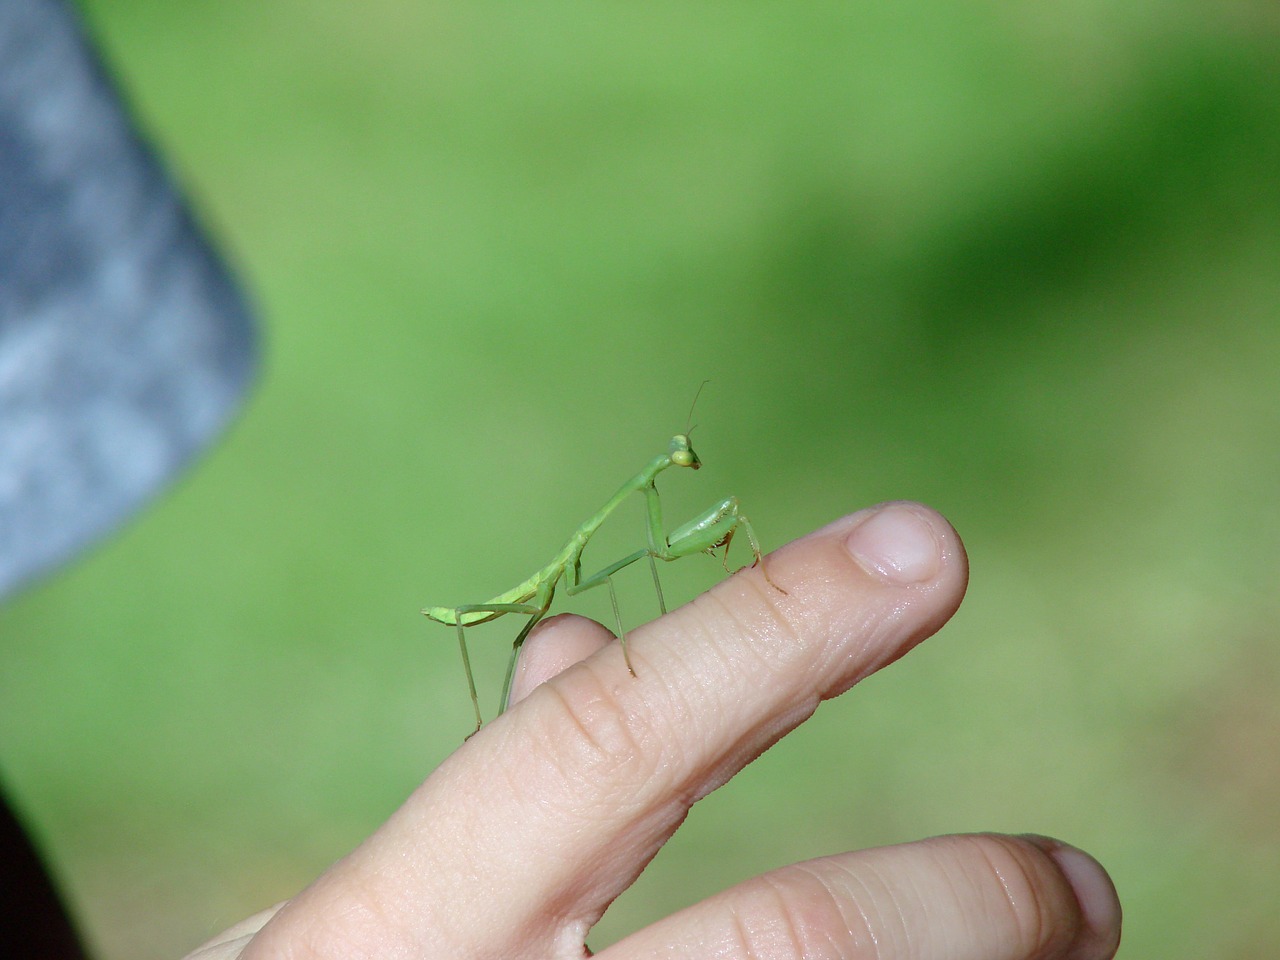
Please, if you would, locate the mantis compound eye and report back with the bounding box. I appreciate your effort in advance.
[669,435,702,469]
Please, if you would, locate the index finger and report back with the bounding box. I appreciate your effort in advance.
[246,502,967,959]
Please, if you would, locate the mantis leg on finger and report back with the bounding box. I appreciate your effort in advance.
[447,599,550,733]
[566,496,779,679]
[423,387,786,735]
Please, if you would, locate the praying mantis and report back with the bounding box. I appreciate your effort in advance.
[423,389,783,733]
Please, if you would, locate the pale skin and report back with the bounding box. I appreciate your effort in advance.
[187,503,1122,960]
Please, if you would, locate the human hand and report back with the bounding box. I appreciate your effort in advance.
[188,503,1121,959]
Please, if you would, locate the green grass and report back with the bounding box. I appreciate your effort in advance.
[1,1,1277,955]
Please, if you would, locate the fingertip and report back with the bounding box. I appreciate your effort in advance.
[845,503,942,584]
[843,501,966,588]
[1020,835,1123,959]
[507,614,616,706]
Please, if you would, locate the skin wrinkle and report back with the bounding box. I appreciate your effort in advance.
[798,860,888,960]
[649,549,923,807]
[758,865,854,960]
[658,594,818,804]
[846,858,911,960]
[499,560,835,959]
[723,895,768,960]
[642,593,737,718]
[534,672,657,802]
[334,866,453,960]
[529,632,701,788]
[521,571,804,818]
[889,854,941,960]
[939,836,1073,960]
[189,904,281,955]
[656,513,946,739]
[927,841,984,957]
[535,803,692,960]
[600,835,1106,960]
[810,604,889,700]
[613,526,949,949]
[346,762,557,957]
[807,595,928,706]
[658,557,837,746]
[186,936,253,960]
[504,680,708,944]
[664,586,785,729]
[512,686,670,896]
[664,571,785,670]
[777,518,956,701]
[980,843,1040,951]
[520,644,698,813]
[713,561,807,669]
[977,839,1070,959]
[279,889,398,960]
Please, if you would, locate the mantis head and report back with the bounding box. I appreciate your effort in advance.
[668,380,708,469]
[669,434,701,470]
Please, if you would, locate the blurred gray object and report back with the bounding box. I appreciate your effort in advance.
[0,0,258,601]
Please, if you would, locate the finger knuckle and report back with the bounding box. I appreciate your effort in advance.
[533,667,669,803]
[965,834,1079,954]
[725,865,868,960]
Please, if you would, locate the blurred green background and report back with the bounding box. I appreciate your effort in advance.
[2,0,1278,956]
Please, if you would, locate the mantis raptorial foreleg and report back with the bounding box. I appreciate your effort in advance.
[566,495,778,677]
[424,386,785,734]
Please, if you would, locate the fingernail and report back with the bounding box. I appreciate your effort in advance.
[1022,835,1123,958]
[845,504,942,585]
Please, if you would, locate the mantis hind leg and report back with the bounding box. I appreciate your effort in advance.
[453,618,482,734]
[451,600,549,735]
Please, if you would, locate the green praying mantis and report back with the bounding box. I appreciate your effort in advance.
[423,388,784,733]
